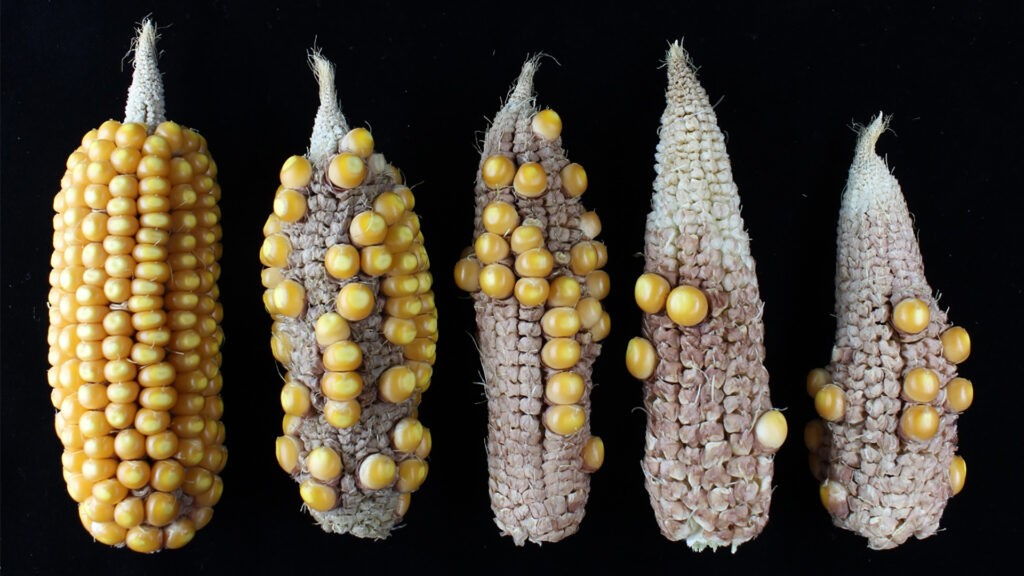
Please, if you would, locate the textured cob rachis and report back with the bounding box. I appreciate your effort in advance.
[453,59,608,545]
[263,52,433,537]
[48,21,226,552]
[806,114,973,549]
[626,43,785,552]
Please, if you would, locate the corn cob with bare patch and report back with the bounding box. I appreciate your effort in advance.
[48,20,225,552]
[625,42,785,552]
[453,58,608,545]
[805,114,972,549]
[263,52,433,538]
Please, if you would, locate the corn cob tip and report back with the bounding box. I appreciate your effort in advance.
[855,112,889,159]
[507,56,540,107]
[307,49,349,166]
[124,19,166,130]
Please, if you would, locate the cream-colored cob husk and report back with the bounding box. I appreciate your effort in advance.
[634,42,782,552]
[265,52,433,538]
[808,114,971,549]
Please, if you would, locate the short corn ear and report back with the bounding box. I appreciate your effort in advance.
[263,51,434,538]
[48,20,225,552]
[453,58,608,545]
[627,42,784,552]
[806,114,973,549]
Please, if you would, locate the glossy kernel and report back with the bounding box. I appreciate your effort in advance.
[358,454,397,490]
[815,384,845,422]
[349,211,388,247]
[548,276,581,308]
[510,225,544,254]
[341,127,375,158]
[276,435,301,474]
[902,367,940,403]
[560,163,588,198]
[481,155,516,190]
[307,446,343,481]
[315,313,351,347]
[379,366,417,403]
[950,455,967,495]
[325,244,360,280]
[626,337,657,380]
[335,283,375,322]
[892,298,930,334]
[582,436,604,472]
[279,155,312,189]
[666,285,708,327]
[755,410,788,451]
[328,153,367,189]
[900,404,940,441]
[514,278,550,307]
[482,202,520,236]
[513,162,547,198]
[478,264,515,299]
[541,338,581,370]
[299,480,338,511]
[541,307,581,338]
[531,109,562,140]
[940,327,971,364]
[323,341,362,372]
[947,377,974,412]
[392,417,425,453]
[273,188,306,223]
[806,367,831,398]
[545,372,585,405]
[543,405,585,436]
[324,399,361,429]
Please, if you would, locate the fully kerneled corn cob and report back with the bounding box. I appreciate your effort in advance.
[47,21,225,552]
[263,52,433,538]
[805,114,973,549]
[453,58,608,545]
[626,43,786,552]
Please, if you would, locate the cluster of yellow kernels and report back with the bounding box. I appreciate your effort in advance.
[808,297,973,499]
[49,120,225,552]
[454,109,609,442]
[626,273,710,381]
[262,127,433,514]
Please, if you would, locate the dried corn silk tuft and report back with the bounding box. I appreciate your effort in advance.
[263,51,434,538]
[49,20,225,552]
[629,42,784,552]
[454,58,608,545]
[807,113,972,549]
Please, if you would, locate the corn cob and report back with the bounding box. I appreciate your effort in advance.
[263,51,433,537]
[454,58,608,545]
[47,20,225,552]
[805,114,972,549]
[626,42,785,551]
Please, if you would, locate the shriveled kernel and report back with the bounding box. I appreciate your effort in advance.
[892,298,930,334]
[335,283,375,321]
[478,264,515,299]
[481,155,516,189]
[806,367,831,398]
[281,382,311,416]
[947,377,974,412]
[902,367,940,403]
[454,258,482,292]
[349,211,388,247]
[271,280,306,318]
[323,399,361,429]
[514,278,550,307]
[513,162,548,198]
[307,446,343,481]
[300,480,338,511]
[548,276,581,308]
[755,410,788,451]
[379,366,417,403]
[541,338,581,370]
[560,163,587,198]
[544,405,585,436]
[323,341,362,372]
[626,337,657,380]
[582,436,604,472]
[815,384,846,422]
[341,127,375,158]
[541,307,581,338]
[396,459,428,493]
[328,153,368,189]
[273,188,307,223]
[279,155,312,189]
[358,454,397,490]
[950,455,967,495]
[666,285,708,327]
[545,371,585,405]
[325,243,360,279]
[276,435,302,474]
[900,404,940,441]
[483,202,521,236]
[940,326,971,364]
[321,371,363,401]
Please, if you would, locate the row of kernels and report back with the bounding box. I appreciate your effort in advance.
[634,272,708,327]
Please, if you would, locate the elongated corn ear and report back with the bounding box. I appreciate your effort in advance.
[49,19,225,552]
[627,42,783,552]
[807,114,972,549]
[263,50,434,538]
[454,58,607,545]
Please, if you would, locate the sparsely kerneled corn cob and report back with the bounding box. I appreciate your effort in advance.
[626,43,785,552]
[454,58,608,545]
[47,20,225,552]
[263,51,433,538]
[805,114,972,549]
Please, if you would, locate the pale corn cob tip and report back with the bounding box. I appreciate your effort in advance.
[124,19,166,130]
[454,58,608,545]
[628,42,783,552]
[50,23,225,552]
[263,50,433,538]
[806,113,972,549]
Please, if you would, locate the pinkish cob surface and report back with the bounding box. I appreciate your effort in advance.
[626,42,786,551]
[454,58,608,545]
[806,114,972,549]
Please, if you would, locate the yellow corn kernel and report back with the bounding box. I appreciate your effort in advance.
[543,405,585,436]
[383,316,419,345]
[514,248,554,278]
[949,455,966,495]
[940,326,971,364]
[513,162,547,198]
[325,243,360,279]
[342,127,375,158]
[392,418,425,453]
[815,384,845,422]
[260,234,290,267]
[271,279,305,318]
[474,232,510,265]
[582,436,604,472]
[560,163,587,198]
[902,367,940,403]
[379,366,417,403]
[454,258,481,292]
[482,201,520,236]
[545,371,584,405]
[481,155,516,189]
[541,307,581,338]
[164,517,197,550]
[626,337,657,380]
[358,454,397,490]
[349,211,388,247]
[315,313,351,347]
[281,382,311,416]
[321,371,363,401]
[900,404,939,441]
[579,210,601,239]
[585,270,610,301]
[541,338,581,370]
[323,340,362,372]
[806,367,830,398]
[514,278,550,307]
[323,399,361,429]
[336,283,375,321]
[755,410,787,451]
[396,458,428,493]
[276,435,302,474]
[307,446,343,481]
[548,276,581,308]
[328,153,367,189]
[509,225,544,254]
[299,480,338,511]
[892,297,930,334]
[360,245,393,276]
[666,285,708,327]
[279,155,312,189]
[947,377,974,412]
[273,187,307,223]
[531,109,562,140]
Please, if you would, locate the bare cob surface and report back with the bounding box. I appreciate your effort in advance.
[806,114,972,549]
[626,42,785,552]
[262,52,433,538]
[454,58,608,545]
[48,20,225,552]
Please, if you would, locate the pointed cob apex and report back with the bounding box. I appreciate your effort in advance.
[509,56,539,106]
[308,50,350,167]
[124,19,166,129]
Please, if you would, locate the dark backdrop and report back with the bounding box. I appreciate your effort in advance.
[3,1,1021,574]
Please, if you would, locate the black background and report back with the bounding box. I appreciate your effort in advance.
[3,1,1022,574]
